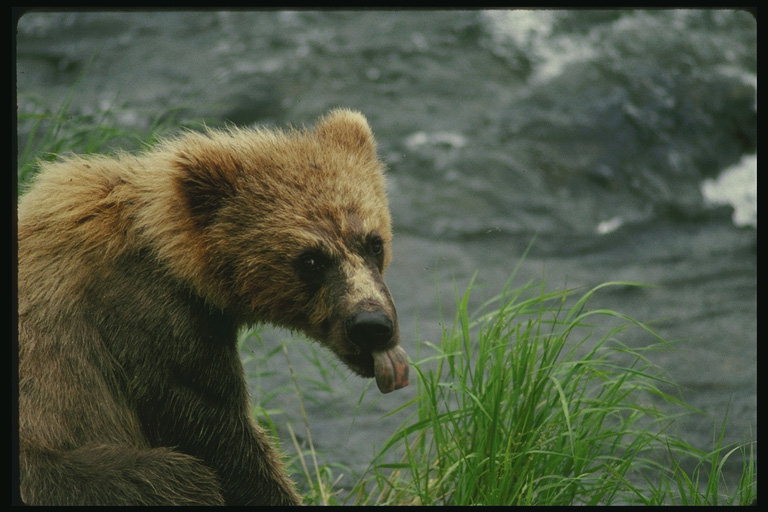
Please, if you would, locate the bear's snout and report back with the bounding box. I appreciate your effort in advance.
[346,310,394,352]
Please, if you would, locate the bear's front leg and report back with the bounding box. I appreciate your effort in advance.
[135,346,301,506]
[194,412,302,506]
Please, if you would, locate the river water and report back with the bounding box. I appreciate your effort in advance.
[15,9,756,499]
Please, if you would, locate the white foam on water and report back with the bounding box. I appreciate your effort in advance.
[481,9,555,48]
[404,131,467,150]
[481,9,598,84]
[701,154,757,228]
[596,216,624,235]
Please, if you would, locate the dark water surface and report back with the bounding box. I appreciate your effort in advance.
[16,9,756,499]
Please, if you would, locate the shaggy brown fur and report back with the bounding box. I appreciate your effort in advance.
[17,109,408,506]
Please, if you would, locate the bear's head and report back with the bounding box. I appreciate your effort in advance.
[171,109,408,393]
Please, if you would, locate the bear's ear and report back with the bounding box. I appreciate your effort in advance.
[314,109,377,157]
[174,145,240,228]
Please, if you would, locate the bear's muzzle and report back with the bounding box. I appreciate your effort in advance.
[345,309,408,393]
[346,310,394,352]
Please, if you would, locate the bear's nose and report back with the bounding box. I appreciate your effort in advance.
[346,310,394,352]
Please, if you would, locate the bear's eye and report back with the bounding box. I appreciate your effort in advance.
[368,235,384,256]
[295,249,331,277]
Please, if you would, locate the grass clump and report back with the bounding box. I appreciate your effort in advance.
[339,278,756,506]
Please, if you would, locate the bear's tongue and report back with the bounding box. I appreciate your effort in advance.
[372,346,409,393]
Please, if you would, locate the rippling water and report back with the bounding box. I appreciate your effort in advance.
[16,9,756,497]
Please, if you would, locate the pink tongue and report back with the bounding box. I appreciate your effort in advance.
[372,346,409,393]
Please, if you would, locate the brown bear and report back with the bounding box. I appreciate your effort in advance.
[17,109,409,506]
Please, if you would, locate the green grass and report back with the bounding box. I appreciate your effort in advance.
[17,92,205,193]
[276,278,756,506]
[17,102,756,506]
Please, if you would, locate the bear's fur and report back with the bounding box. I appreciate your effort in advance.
[17,109,408,506]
